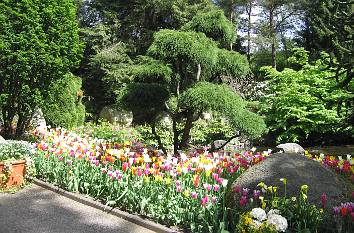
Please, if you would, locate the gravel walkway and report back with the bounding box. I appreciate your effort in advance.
[0,185,155,233]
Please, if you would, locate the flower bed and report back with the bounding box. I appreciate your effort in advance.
[305,151,354,184]
[33,128,270,232]
[32,127,354,232]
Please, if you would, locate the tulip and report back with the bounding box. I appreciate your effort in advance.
[341,207,348,216]
[203,183,212,191]
[333,207,340,215]
[201,196,209,206]
[253,190,260,199]
[176,185,182,193]
[240,196,248,207]
[233,186,241,194]
[191,192,198,199]
[242,188,250,196]
[321,193,327,207]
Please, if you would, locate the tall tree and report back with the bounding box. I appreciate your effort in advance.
[91,0,214,54]
[0,0,83,137]
[119,10,266,154]
[257,0,302,69]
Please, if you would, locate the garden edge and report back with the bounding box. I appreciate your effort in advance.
[33,178,179,233]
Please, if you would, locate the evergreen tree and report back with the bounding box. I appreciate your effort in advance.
[0,0,83,137]
[119,10,266,153]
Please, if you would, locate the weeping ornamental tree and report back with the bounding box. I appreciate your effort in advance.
[0,0,83,137]
[119,10,266,153]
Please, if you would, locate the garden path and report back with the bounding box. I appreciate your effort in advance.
[0,185,155,233]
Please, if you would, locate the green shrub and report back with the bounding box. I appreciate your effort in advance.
[43,73,86,129]
[190,117,234,147]
[260,48,348,143]
[74,121,139,143]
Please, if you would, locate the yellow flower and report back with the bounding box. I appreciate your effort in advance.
[320,208,324,214]
[267,186,273,193]
[301,184,309,194]
[144,176,150,183]
[259,196,266,209]
[176,166,182,174]
[257,182,265,188]
[183,190,190,197]
[154,175,163,182]
[280,178,287,185]
[164,177,172,185]
[272,186,278,193]
[205,170,211,177]
[244,216,253,225]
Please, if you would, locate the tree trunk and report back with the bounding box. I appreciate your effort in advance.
[247,3,252,62]
[230,10,235,51]
[270,9,277,69]
[172,117,180,155]
[179,113,194,149]
[151,123,167,154]
[196,64,201,81]
[2,106,15,138]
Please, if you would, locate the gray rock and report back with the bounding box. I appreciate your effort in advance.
[233,153,348,205]
[276,143,305,154]
[99,106,133,126]
[28,108,46,130]
[213,140,227,149]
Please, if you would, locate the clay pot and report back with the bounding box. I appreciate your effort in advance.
[0,160,26,188]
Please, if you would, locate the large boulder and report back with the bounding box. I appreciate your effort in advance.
[233,153,348,205]
[99,106,133,126]
[276,143,305,154]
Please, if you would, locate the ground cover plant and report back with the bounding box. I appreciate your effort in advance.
[32,127,354,232]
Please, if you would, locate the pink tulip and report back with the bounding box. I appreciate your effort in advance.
[176,185,182,193]
[321,193,327,207]
[201,196,209,206]
[191,192,198,199]
[203,183,212,191]
[233,186,241,194]
[239,196,248,207]
[137,168,142,176]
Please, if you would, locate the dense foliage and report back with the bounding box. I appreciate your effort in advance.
[260,48,352,143]
[0,0,83,137]
[42,74,86,129]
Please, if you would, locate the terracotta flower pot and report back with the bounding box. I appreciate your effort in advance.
[0,160,26,188]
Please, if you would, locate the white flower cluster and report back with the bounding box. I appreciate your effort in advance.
[0,140,34,161]
[249,208,288,232]
[250,208,267,221]
[266,211,288,232]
